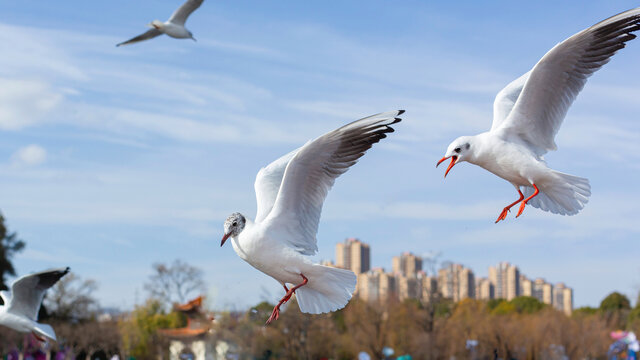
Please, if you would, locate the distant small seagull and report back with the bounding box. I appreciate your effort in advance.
[116,0,204,47]
[0,267,70,342]
[221,111,403,324]
[437,8,640,222]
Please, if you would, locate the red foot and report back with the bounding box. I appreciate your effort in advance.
[495,189,525,223]
[266,274,308,325]
[516,184,539,218]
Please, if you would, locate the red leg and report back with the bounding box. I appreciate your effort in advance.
[266,274,308,325]
[495,189,525,223]
[516,184,539,218]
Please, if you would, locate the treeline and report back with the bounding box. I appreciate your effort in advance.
[213,292,640,360]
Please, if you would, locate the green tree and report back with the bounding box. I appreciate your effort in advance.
[509,296,545,314]
[0,212,25,292]
[119,299,186,359]
[600,292,631,311]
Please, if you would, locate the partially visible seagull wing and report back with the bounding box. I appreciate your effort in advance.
[254,148,300,224]
[0,290,10,305]
[264,110,403,255]
[495,7,640,155]
[168,0,204,26]
[116,28,162,47]
[6,267,69,321]
[490,71,530,131]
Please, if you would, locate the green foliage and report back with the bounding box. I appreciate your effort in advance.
[600,292,631,312]
[509,296,545,314]
[491,301,517,315]
[487,298,506,310]
[434,298,454,317]
[573,306,598,317]
[0,212,25,292]
[119,299,186,359]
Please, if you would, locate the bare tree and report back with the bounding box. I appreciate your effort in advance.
[144,259,206,306]
[44,272,99,322]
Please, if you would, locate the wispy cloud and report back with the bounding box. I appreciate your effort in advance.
[10,144,47,167]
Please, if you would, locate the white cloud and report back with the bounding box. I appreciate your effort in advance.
[11,144,47,167]
[0,78,63,130]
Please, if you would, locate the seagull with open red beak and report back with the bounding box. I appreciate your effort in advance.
[437,7,640,222]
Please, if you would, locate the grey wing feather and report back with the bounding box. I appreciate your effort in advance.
[168,0,204,26]
[265,110,403,255]
[116,28,162,47]
[495,7,640,155]
[6,267,69,321]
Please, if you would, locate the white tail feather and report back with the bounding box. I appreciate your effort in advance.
[295,265,356,314]
[523,171,590,215]
[33,323,57,342]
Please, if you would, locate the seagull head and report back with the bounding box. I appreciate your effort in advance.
[437,136,472,177]
[221,213,246,246]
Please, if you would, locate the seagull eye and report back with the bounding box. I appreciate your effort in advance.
[454,147,461,153]
[232,222,237,226]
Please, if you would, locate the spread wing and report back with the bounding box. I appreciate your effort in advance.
[490,71,531,131]
[168,0,204,26]
[6,267,69,321]
[493,7,640,155]
[254,148,300,224]
[116,28,162,47]
[263,110,403,255]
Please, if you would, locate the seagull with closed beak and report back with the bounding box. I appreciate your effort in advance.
[437,7,640,223]
[221,111,403,324]
[117,0,204,47]
[0,267,70,342]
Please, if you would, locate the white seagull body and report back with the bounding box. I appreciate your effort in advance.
[0,267,69,342]
[117,0,204,47]
[438,8,640,222]
[221,111,403,324]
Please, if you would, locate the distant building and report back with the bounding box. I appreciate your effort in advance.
[552,283,574,315]
[336,238,370,275]
[357,268,396,303]
[520,275,533,297]
[475,277,494,300]
[488,262,520,300]
[420,273,438,302]
[159,296,216,360]
[438,263,474,302]
[392,252,423,277]
[562,287,574,316]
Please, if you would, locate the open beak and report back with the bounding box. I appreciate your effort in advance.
[436,156,458,178]
[221,233,231,247]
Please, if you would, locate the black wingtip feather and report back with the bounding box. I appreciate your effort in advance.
[397,110,405,115]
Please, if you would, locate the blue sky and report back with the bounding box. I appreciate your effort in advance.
[0,0,639,310]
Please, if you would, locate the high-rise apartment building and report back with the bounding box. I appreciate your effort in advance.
[438,263,474,302]
[488,262,520,300]
[397,275,421,301]
[392,252,423,277]
[562,287,573,316]
[335,238,370,275]
[475,277,494,300]
[420,273,438,303]
[520,275,532,297]
[357,268,396,303]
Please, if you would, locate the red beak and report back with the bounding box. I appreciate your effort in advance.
[436,156,458,178]
[221,233,231,247]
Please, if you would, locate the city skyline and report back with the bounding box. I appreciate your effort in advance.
[328,238,575,314]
